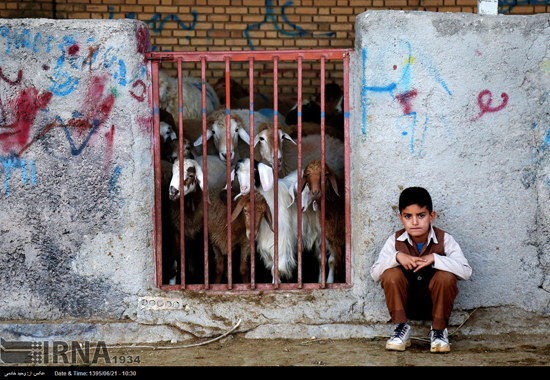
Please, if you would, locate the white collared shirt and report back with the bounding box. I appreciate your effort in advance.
[370,225,472,282]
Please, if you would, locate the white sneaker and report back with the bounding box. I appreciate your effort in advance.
[430,328,451,353]
[386,323,411,351]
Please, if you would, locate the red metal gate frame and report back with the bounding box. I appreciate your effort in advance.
[147,49,353,293]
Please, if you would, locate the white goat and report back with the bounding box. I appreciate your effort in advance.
[288,175,324,283]
[158,70,221,121]
[254,122,345,178]
[169,155,229,201]
[232,158,298,283]
[193,108,270,163]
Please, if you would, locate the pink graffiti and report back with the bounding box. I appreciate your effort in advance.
[395,90,418,115]
[474,89,509,120]
[0,87,53,154]
[129,80,146,102]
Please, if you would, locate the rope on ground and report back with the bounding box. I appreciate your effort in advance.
[412,306,479,342]
[107,318,242,351]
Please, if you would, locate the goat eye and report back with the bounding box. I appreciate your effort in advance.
[259,137,264,141]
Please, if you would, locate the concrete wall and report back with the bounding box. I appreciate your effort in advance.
[351,10,550,329]
[1,12,549,345]
[0,19,159,340]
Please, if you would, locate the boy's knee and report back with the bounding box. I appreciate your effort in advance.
[381,267,407,288]
[429,270,458,290]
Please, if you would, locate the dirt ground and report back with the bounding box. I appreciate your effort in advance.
[100,331,549,367]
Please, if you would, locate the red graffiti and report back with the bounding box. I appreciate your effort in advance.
[104,124,115,164]
[136,25,150,57]
[395,90,418,115]
[0,67,23,86]
[68,44,80,56]
[17,75,116,157]
[0,87,53,154]
[129,80,146,102]
[474,89,509,120]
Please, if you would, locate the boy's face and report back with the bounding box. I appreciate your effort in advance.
[399,204,436,244]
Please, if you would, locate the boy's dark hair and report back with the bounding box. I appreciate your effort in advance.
[399,187,433,213]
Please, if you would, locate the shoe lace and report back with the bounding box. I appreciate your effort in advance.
[431,329,445,340]
[392,323,408,339]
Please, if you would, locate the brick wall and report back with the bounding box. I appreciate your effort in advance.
[2,0,549,102]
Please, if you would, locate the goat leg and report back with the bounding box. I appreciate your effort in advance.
[239,242,251,284]
[212,245,225,284]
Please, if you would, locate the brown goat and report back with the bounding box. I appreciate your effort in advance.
[207,190,252,284]
[302,159,345,283]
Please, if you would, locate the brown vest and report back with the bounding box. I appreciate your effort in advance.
[394,226,446,257]
[395,226,446,290]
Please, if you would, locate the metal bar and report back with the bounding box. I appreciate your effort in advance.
[201,56,210,289]
[343,52,352,286]
[248,56,256,290]
[296,56,303,289]
[177,58,186,289]
[148,49,350,63]
[320,56,327,289]
[273,56,279,288]
[151,48,354,291]
[151,61,163,289]
[225,56,233,289]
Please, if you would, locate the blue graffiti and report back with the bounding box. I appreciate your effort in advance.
[50,36,81,96]
[47,34,129,96]
[108,7,198,51]
[0,154,36,196]
[108,165,122,193]
[244,0,335,50]
[499,0,550,13]
[361,42,453,155]
[0,27,54,55]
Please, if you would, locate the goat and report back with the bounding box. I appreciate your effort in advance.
[301,159,345,283]
[253,122,297,175]
[193,108,270,163]
[213,77,248,105]
[166,158,206,285]
[169,155,229,201]
[158,70,221,121]
[285,87,345,134]
[207,190,273,284]
[254,122,345,178]
[232,158,298,283]
[288,175,323,283]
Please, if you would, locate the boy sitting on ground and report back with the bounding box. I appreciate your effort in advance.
[370,187,472,353]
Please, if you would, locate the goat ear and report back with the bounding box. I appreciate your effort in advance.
[194,162,204,191]
[193,130,213,146]
[328,173,340,197]
[288,181,297,207]
[238,128,251,145]
[301,184,313,212]
[231,198,245,222]
[257,163,274,192]
[253,134,261,147]
[264,206,274,233]
[282,132,297,145]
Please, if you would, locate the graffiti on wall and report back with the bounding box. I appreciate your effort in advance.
[0,24,149,197]
[243,0,335,50]
[360,42,514,156]
[360,42,453,155]
[498,0,550,13]
[109,0,335,51]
